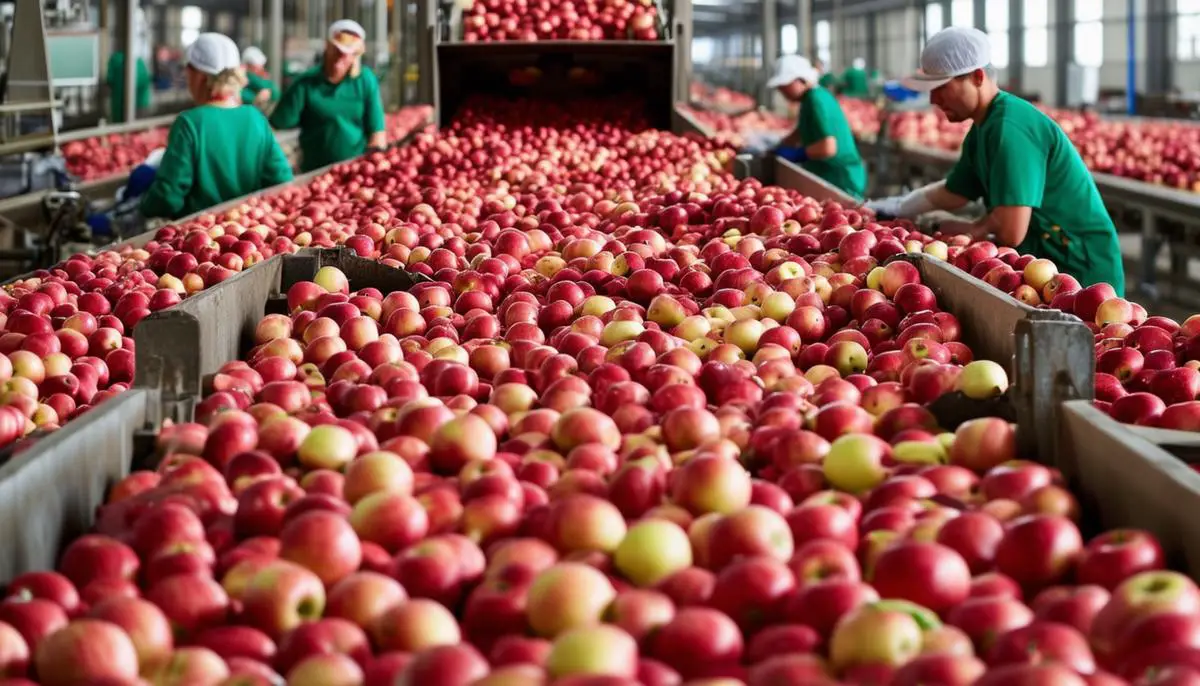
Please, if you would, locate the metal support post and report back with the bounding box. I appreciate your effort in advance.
[1008,0,1024,92]
[121,0,137,124]
[396,0,407,106]
[251,0,264,45]
[1126,0,1136,115]
[798,0,812,57]
[674,0,693,104]
[269,0,283,86]
[415,0,435,106]
[762,0,778,104]
[374,0,387,76]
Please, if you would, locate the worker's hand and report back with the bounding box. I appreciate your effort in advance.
[254,89,272,106]
[863,196,903,218]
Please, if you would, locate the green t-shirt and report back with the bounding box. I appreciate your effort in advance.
[818,73,838,91]
[945,91,1125,296]
[241,71,280,105]
[795,86,868,199]
[269,65,387,173]
[841,67,870,97]
[140,105,294,220]
[106,53,152,124]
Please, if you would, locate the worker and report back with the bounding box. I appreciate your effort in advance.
[269,19,388,173]
[766,55,868,199]
[864,27,1125,296]
[241,46,280,107]
[842,57,871,98]
[140,33,293,220]
[105,51,152,124]
[815,57,839,91]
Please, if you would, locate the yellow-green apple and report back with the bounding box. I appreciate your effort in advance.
[239,561,326,639]
[526,563,617,637]
[1076,529,1165,592]
[993,515,1083,593]
[279,510,362,585]
[920,624,975,657]
[824,341,869,376]
[342,451,414,504]
[829,600,930,671]
[1090,571,1200,658]
[706,505,793,567]
[1031,585,1110,634]
[296,424,358,471]
[546,624,639,679]
[1023,259,1059,291]
[286,652,364,686]
[669,455,752,516]
[33,619,140,686]
[325,571,408,631]
[822,433,891,494]
[548,494,627,555]
[86,597,173,670]
[370,599,461,653]
[647,607,743,679]
[957,360,1009,399]
[349,491,429,554]
[613,519,693,587]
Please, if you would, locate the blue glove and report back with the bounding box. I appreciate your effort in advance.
[883,81,920,102]
[775,146,809,163]
[121,164,158,202]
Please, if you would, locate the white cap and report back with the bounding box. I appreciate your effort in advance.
[328,19,366,54]
[766,55,820,89]
[902,26,991,92]
[852,57,866,70]
[242,46,267,67]
[185,33,242,76]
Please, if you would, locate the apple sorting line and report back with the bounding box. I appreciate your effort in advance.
[0,92,1196,685]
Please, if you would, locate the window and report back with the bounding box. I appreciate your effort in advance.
[985,0,1009,68]
[951,0,974,28]
[816,19,832,66]
[1179,0,1200,60]
[1073,0,1103,66]
[181,6,203,47]
[782,24,799,55]
[1023,0,1049,67]
[924,2,944,44]
[692,37,714,64]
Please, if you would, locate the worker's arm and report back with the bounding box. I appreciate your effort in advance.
[268,78,305,130]
[940,123,1045,246]
[139,120,195,219]
[806,136,838,161]
[363,70,388,149]
[938,206,1032,245]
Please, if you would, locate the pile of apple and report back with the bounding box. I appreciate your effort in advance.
[1,250,1195,685]
[679,107,793,149]
[5,94,1200,684]
[937,248,1200,432]
[461,0,659,41]
[384,106,435,144]
[689,85,758,113]
[0,99,737,445]
[61,128,170,181]
[837,98,883,141]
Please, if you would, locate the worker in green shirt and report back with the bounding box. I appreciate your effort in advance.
[864,27,1124,296]
[765,54,868,199]
[241,46,279,107]
[105,51,152,124]
[815,57,839,91]
[842,57,871,98]
[140,33,293,220]
[269,19,388,173]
